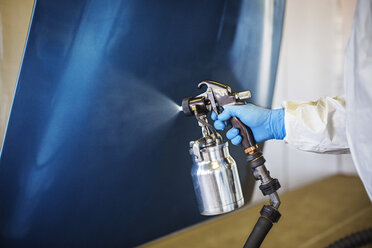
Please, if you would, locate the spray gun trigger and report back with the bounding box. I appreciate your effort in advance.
[197,80,231,92]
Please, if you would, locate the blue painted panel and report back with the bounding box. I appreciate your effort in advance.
[0,0,284,247]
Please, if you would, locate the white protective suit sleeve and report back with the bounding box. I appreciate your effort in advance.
[282,97,349,154]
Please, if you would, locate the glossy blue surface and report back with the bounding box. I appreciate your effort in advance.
[0,0,285,247]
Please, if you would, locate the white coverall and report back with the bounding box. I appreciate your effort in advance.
[282,0,372,200]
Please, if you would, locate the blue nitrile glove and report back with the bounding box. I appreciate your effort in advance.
[211,104,286,145]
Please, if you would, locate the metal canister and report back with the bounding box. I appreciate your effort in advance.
[190,139,244,215]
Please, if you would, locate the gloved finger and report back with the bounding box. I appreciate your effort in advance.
[214,120,226,130]
[211,111,218,120]
[231,135,242,145]
[226,128,239,140]
[217,106,237,121]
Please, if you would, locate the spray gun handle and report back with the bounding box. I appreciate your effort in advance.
[229,117,257,154]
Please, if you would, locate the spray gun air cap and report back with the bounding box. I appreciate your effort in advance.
[182,96,210,116]
[182,97,193,116]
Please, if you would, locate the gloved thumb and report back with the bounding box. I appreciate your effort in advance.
[217,106,237,121]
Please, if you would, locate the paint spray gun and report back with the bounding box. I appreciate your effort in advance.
[182,81,281,248]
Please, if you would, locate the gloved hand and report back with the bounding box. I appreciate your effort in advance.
[211,104,286,145]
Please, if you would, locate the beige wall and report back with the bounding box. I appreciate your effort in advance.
[255,0,358,204]
[0,0,34,147]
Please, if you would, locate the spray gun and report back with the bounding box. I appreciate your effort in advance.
[182,81,281,248]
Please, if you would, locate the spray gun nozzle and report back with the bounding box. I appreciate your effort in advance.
[182,96,210,116]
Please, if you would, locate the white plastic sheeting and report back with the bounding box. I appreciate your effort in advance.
[344,0,372,200]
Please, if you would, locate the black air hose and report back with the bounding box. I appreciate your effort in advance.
[243,217,273,248]
[327,228,372,248]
